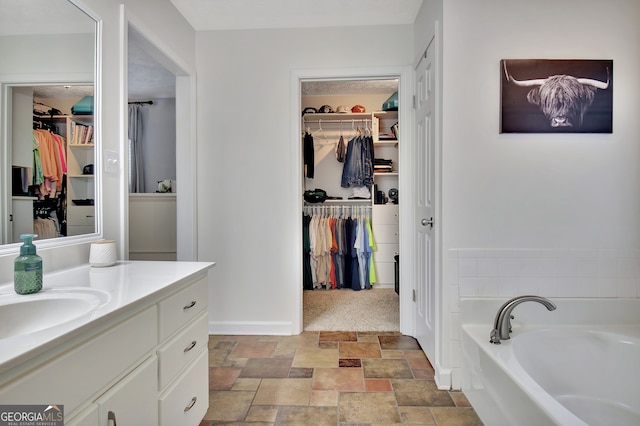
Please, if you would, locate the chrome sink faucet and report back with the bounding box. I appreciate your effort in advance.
[490,295,556,344]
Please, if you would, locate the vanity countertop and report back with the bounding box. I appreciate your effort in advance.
[0,260,215,375]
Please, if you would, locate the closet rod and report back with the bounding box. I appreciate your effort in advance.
[128,100,154,105]
[303,118,370,124]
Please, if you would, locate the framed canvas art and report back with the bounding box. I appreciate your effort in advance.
[500,59,613,133]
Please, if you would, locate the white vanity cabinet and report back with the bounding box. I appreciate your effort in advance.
[156,277,209,425]
[0,263,213,426]
[96,356,158,425]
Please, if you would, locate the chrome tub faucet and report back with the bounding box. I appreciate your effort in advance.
[490,295,557,344]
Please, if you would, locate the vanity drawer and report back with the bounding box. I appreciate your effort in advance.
[159,348,208,426]
[0,305,157,414]
[158,277,208,340]
[157,311,208,390]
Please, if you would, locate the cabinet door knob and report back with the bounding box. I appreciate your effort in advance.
[184,340,197,353]
[183,301,196,310]
[184,397,197,412]
[108,410,117,426]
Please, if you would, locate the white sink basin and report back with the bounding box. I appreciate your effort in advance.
[0,288,109,340]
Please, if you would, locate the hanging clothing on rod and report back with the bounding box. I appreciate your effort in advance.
[302,205,376,291]
[303,131,314,178]
[341,131,375,189]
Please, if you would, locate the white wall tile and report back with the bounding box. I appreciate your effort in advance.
[497,278,519,297]
[478,278,499,296]
[618,278,638,297]
[459,278,479,297]
[597,278,618,298]
[518,277,539,295]
[453,248,639,300]
[458,258,478,278]
[498,258,521,277]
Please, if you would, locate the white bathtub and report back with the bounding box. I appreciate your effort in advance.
[460,298,640,426]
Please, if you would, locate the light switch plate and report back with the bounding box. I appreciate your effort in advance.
[105,150,119,174]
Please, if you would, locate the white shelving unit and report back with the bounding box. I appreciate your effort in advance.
[302,109,400,288]
[66,115,95,235]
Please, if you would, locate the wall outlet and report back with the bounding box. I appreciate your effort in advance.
[105,150,119,174]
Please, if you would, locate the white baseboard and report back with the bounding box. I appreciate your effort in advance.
[434,362,452,390]
[209,321,295,336]
[373,283,394,289]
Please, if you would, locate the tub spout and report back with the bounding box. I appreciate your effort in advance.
[490,295,556,344]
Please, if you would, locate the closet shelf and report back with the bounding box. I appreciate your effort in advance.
[304,199,371,205]
[68,143,95,147]
[67,174,94,178]
[374,140,398,147]
[374,172,399,177]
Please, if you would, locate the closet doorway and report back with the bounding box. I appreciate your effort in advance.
[301,78,403,332]
[124,17,197,261]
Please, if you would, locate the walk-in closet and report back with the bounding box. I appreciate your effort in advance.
[301,79,401,332]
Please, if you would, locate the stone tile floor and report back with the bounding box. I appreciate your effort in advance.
[200,332,483,425]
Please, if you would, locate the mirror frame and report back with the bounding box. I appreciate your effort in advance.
[0,0,102,255]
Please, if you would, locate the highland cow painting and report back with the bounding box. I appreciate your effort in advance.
[500,59,613,133]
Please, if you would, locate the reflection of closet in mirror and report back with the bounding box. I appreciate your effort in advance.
[10,84,94,243]
[127,25,177,260]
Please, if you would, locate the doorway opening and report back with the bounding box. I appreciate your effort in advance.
[300,77,402,332]
[127,24,177,261]
[124,18,197,261]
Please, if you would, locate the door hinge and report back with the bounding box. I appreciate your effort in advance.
[412,95,417,109]
[412,289,416,302]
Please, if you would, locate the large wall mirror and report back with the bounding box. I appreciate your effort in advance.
[0,0,98,248]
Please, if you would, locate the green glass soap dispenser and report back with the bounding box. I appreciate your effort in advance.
[14,233,42,295]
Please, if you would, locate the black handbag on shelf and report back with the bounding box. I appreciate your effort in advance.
[303,188,327,203]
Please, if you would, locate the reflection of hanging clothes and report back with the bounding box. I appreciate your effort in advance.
[33,129,66,198]
[303,132,314,178]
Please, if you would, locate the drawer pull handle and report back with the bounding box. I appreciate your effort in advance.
[184,340,197,352]
[184,397,197,412]
[108,411,117,426]
[183,301,197,310]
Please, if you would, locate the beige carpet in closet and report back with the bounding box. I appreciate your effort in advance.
[303,288,399,332]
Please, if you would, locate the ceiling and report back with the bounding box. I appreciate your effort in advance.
[302,80,398,96]
[6,1,421,99]
[169,0,423,31]
[130,0,421,98]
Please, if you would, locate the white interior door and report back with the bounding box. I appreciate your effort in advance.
[413,39,436,361]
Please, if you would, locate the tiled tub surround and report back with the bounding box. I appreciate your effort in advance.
[460,298,640,426]
[450,249,640,299]
[447,248,640,389]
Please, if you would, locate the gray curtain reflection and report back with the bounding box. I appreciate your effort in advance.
[128,104,144,193]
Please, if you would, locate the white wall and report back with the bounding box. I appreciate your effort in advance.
[196,25,413,333]
[441,0,640,388]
